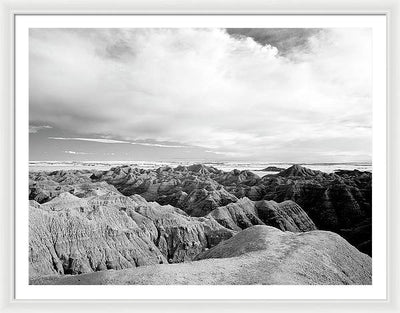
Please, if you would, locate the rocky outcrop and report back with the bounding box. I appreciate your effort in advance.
[29,164,373,255]
[217,165,371,254]
[29,194,165,277]
[256,165,372,254]
[29,192,234,278]
[260,166,286,172]
[29,178,70,203]
[213,169,261,186]
[207,197,316,232]
[90,164,239,216]
[277,164,333,178]
[128,194,234,262]
[31,225,372,285]
[195,225,372,284]
[29,170,118,203]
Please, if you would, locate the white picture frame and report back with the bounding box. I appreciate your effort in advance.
[1,0,399,311]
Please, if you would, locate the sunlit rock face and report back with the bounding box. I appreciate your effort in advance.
[30,225,372,286]
[207,197,317,232]
[86,164,372,255]
[29,192,234,277]
[28,163,373,280]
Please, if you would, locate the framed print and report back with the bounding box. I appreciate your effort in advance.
[1,0,400,311]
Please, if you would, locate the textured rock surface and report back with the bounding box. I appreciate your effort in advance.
[29,191,234,278]
[207,197,316,232]
[128,194,235,262]
[195,226,372,284]
[256,166,372,254]
[91,164,239,216]
[277,164,333,178]
[31,226,372,285]
[29,170,119,204]
[29,193,164,277]
[29,164,372,275]
[209,165,371,254]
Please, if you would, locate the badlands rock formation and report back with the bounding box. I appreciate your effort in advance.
[79,164,372,254]
[207,197,317,232]
[28,163,373,284]
[260,166,286,172]
[258,166,372,255]
[31,226,371,285]
[90,165,239,216]
[29,191,234,277]
[29,170,115,203]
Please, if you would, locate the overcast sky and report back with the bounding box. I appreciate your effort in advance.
[29,28,372,162]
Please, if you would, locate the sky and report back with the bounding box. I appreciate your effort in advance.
[29,28,372,163]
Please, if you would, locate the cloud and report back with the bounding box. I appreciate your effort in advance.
[64,150,90,155]
[49,137,130,144]
[30,28,372,161]
[226,28,322,56]
[29,125,52,133]
[49,136,186,148]
[131,142,185,148]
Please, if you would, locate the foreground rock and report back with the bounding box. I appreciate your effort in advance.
[31,226,371,285]
[29,192,234,278]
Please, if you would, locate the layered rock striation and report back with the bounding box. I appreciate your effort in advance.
[207,197,316,232]
[29,191,234,278]
[31,225,372,285]
[90,165,239,216]
[29,163,373,261]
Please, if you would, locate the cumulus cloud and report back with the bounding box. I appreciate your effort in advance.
[30,28,372,161]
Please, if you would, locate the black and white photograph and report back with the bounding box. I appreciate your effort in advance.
[26,24,376,287]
